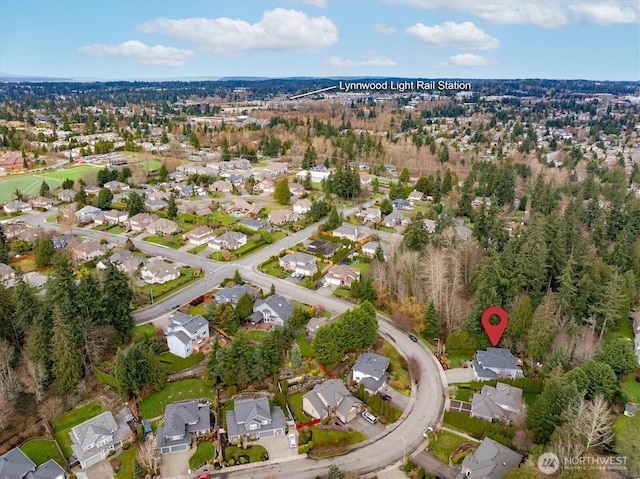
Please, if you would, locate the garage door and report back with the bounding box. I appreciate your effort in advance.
[261,430,273,438]
[171,444,188,453]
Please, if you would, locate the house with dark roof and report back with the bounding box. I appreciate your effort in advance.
[302,379,363,424]
[249,295,294,327]
[166,312,210,358]
[352,353,390,393]
[225,397,286,442]
[472,348,522,380]
[456,438,523,479]
[237,218,272,232]
[214,284,257,305]
[470,382,524,423]
[306,239,341,257]
[0,448,65,479]
[157,401,211,454]
[69,409,133,469]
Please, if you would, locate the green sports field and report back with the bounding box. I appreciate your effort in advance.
[0,165,101,202]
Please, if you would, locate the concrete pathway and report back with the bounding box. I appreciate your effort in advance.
[445,368,475,384]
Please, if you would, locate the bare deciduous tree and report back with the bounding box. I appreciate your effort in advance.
[549,423,587,468]
[0,340,20,401]
[137,435,158,472]
[39,396,64,422]
[568,395,614,451]
[0,395,14,430]
[407,355,422,383]
[23,358,46,402]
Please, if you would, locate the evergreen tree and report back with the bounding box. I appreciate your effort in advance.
[189,131,200,149]
[380,198,393,216]
[270,283,276,295]
[274,178,291,205]
[302,172,312,190]
[96,188,113,210]
[458,172,475,218]
[399,167,410,183]
[167,194,178,219]
[442,169,453,194]
[101,263,134,346]
[438,144,450,163]
[505,295,534,351]
[290,342,302,370]
[39,180,51,197]
[209,302,239,335]
[432,172,442,203]
[374,244,386,262]
[595,337,637,376]
[526,292,558,362]
[158,162,169,182]
[495,163,516,206]
[421,302,439,340]
[51,310,83,394]
[235,292,254,321]
[126,192,145,217]
[34,235,55,268]
[0,224,7,264]
[233,269,244,285]
[302,144,317,169]
[372,176,380,193]
[324,206,342,230]
[74,186,88,207]
[403,215,430,251]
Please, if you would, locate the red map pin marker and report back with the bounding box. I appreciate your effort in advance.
[482,306,508,346]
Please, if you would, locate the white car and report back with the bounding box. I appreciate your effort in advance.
[423,426,433,438]
[288,433,297,448]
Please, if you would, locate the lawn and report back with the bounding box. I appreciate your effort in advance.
[296,333,314,356]
[137,267,200,302]
[221,401,235,430]
[210,209,237,225]
[53,402,104,457]
[523,392,540,405]
[158,351,205,373]
[447,353,473,368]
[621,373,640,402]
[188,244,209,254]
[455,388,472,401]
[114,446,137,479]
[614,415,629,435]
[189,302,209,316]
[21,439,65,467]
[225,444,267,463]
[352,261,370,276]
[145,234,184,249]
[259,258,288,279]
[333,287,351,298]
[42,165,101,182]
[190,441,215,469]
[378,226,395,233]
[378,339,411,394]
[427,430,470,464]
[607,319,634,342]
[107,225,126,234]
[246,330,267,342]
[288,392,312,423]
[140,379,215,418]
[133,324,157,343]
[11,256,37,273]
[310,427,367,452]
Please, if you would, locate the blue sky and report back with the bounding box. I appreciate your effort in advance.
[1,0,638,80]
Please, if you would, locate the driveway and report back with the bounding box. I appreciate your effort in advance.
[258,431,298,460]
[349,414,386,439]
[159,448,192,478]
[445,368,475,384]
[381,385,410,411]
[81,460,114,479]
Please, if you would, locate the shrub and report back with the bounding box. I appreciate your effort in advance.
[452,450,472,464]
[122,442,131,450]
[446,331,477,355]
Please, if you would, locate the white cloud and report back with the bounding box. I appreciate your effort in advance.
[375,23,396,34]
[435,53,496,68]
[326,52,397,69]
[79,40,194,67]
[137,8,338,54]
[406,21,500,50]
[292,0,328,7]
[569,3,639,25]
[393,0,639,28]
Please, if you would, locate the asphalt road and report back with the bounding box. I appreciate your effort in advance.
[22,204,451,478]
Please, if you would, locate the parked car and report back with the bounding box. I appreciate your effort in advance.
[378,392,392,402]
[288,433,297,448]
[423,426,433,438]
[362,411,378,424]
[408,334,418,343]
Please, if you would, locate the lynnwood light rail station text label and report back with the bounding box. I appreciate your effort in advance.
[337,80,472,92]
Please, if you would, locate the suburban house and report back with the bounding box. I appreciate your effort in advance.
[472,348,523,380]
[75,205,102,223]
[305,316,332,340]
[157,401,212,454]
[352,352,390,393]
[0,448,65,479]
[254,179,275,194]
[4,223,38,243]
[30,196,55,210]
[293,198,312,214]
[324,264,360,287]
[209,180,233,193]
[381,210,410,228]
[361,241,391,260]
[208,231,247,251]
[127,212,159,232]
[279,252,318,277]
[357,207,382,223]
[141,257,181,284]
[303,379,363,424]
[224,197,260,216]
[183,225,215,246]
[214,284,257,305]
[69,409,133,469]
[166,312,210,358]
[296,169,330,183]
[633,312,640,364]
[306,239,341,257]
[408,190,424,204]
[57,189,76,202]
[268,209,299,226]
[470,383,524,423]
[3,200,32,214]
[248,295,294,327]
[96,250,146,275]
[69,240,107,263]
[0,263,15,281]
[289,183,305,196]
[332,224,366,242]
[145,198,168,211]
[225,397,286,442]
[146,218,180,236]
[392,199,410,209]
[456,438,523,479]
[263,162,289,177]
[237,218,272,232]
[104,180,129,192]
[97,209,128,225]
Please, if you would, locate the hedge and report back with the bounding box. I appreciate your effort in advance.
[96,368,119,388]
[467,377,543,394]
[444,411,515,445]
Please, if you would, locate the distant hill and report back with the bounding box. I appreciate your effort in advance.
[0,72,74,82]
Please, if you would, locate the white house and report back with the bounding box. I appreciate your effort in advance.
[3,200,32,214]
[141,258,181,284]
[279,252,317,277]
[166,312,210,358]
[472,348,523,380]
[296,170,330,183]
[361,241,391,260]
[293,198,312,214]
[208,231,247,251]
[352,352,390,393]
[248,295,294,327]
[183,225,215,246]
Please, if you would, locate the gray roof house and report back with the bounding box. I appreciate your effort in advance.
[214,284,257,305]
[208,231,248,251]
[57,189,77,202]
[237,218,272,232]
[75,205,102,223]
[302,379,363,424]
[226,397,286,442]
[361,241,391,260]
[472,348,523,380]
[69,409,133,469]
[249,295,294,327]
[166,312,210,359]
[470,383,524,423]
[352,352,390,394]
[456,438,523,479]
[332,224,366,242]
[381,210,410,228]
[632,313,640,364]
[0,448,65,479]
[279,252,317,276]
[96,250,146,275]
[157,401,212,454]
